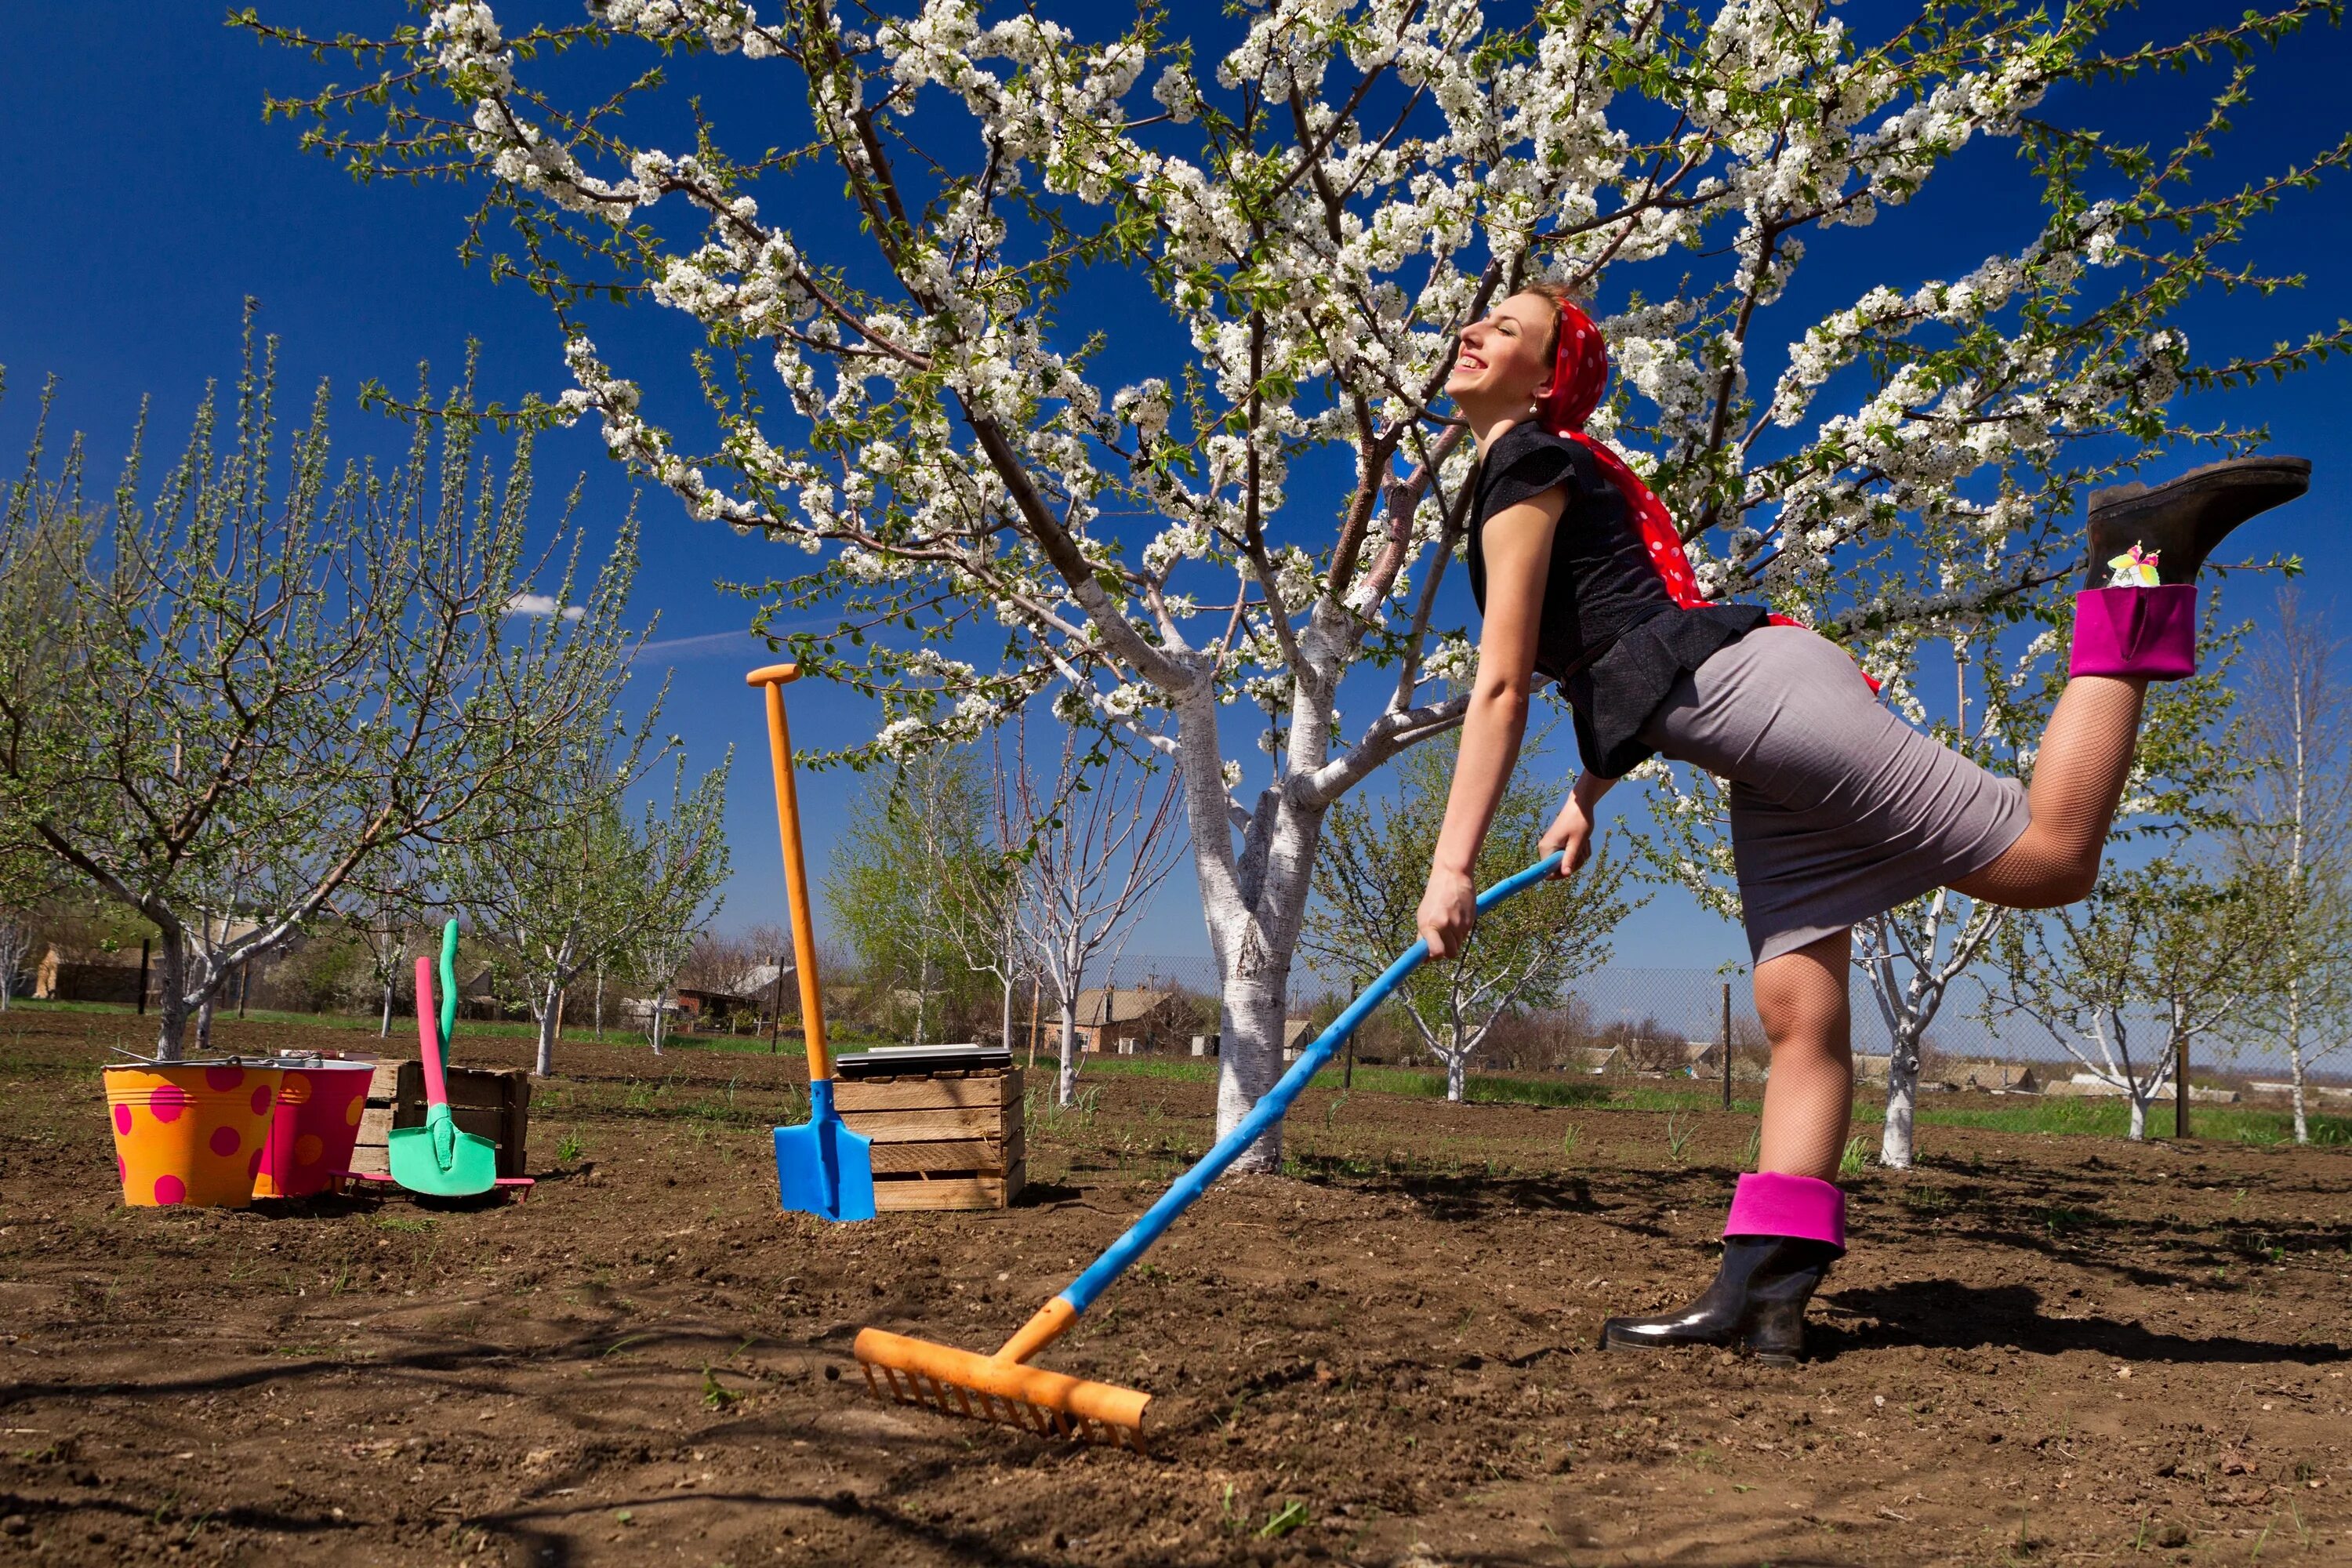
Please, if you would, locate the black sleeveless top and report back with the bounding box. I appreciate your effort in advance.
[1467,423,1766,777]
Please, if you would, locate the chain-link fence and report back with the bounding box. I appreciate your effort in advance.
[1057,953,2352,1106]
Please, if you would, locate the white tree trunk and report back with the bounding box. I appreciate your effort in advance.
[1445,1052,1467,1103]
[1879,1020,1924,1171]
[1213,963,1297,1169]
[152,935,190,1062]
[534,977,563,1077]
[2289,1039,2311,1146]
[379,978,395,1038]
[2127,1092,2150,1142]
[1058,999,1080,1109]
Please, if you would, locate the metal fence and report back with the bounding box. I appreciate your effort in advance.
[1073,953,2352,1102]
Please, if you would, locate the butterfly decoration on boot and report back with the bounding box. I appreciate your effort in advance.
[2104,543,2162,589]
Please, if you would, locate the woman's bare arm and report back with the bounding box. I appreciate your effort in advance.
[1415,486,1565,959]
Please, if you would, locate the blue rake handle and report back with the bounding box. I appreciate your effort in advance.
[1057,855,1563,1316]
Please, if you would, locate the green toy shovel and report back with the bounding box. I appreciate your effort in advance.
[387,926,497,1198]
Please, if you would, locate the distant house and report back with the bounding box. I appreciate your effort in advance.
[1679,1040,1723,1075]
[674,986,757,1025]
[1939,1058,2041,1094]
[1072,988,1200,1054]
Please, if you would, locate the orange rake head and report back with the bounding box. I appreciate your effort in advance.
[852,1301,1151,1450]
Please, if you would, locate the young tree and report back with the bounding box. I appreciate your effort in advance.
[1000,716,1183,1106]
[1989,857,2276,1139]
[337,847,437,1036]
[626,777,735,1056]
[826,748,1004,1045]
[2226,590,2352,1143]
[259,1,2350,1163]
[456,722,731,1074]
[0,321,646,1058]
[1305,730,1638,1100]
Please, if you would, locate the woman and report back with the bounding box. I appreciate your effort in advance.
[1420,281,2310,1363]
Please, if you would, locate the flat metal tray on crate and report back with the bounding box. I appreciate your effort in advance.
[834,1044,1012,1080]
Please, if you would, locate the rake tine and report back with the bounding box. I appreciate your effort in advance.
[948,1381,978,1421]
[860,1361,882,1402]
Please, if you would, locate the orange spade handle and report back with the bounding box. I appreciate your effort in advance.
[747,665,831,1084]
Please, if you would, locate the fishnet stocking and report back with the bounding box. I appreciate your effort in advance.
[1952,673,2149,908]
[1753,929,1854,1181]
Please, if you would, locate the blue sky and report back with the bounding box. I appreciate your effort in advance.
[4,3,2347,973]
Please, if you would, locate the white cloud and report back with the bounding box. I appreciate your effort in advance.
[505,593,586,622]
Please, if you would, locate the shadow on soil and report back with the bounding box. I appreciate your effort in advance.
[1820,1278,2350,1365]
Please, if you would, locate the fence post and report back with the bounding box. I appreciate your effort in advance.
[2176,1034,2190,1140]
[1027,976,1042,1070]
[770,953,786,1054]
[137,938,150,1017]
[1721,981,1732,1112]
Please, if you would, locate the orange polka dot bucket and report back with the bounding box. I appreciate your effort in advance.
[252,1057,374,1199]
[103,1061,287,1208]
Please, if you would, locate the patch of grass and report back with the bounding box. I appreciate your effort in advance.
[372,1215,437,1233]
[701,1365,740,1410]
[1665,1109,1697,1163]
[1258,1501,1311,1540]
[1838,1135,1871,1178]
[554,1133,586,1164]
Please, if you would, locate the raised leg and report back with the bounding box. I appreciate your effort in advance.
[1951,673,2148,909]
[1753,928,1855,1180]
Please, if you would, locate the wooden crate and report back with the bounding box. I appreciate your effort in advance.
[835,1067,1024,1211]
[348,1061,403,1176]
[394,1063,533,1179]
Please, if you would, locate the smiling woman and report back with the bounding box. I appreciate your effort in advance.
[1419,280,2312,1362]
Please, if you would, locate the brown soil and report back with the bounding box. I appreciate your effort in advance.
[2,1008,2349,1566]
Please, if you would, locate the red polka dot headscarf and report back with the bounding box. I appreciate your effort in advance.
[1533,294,1707,611]
[1527,293,1842,674]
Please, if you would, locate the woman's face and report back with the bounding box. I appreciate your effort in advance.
[1446,293,1556,412]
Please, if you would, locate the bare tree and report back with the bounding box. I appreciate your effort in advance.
[1304,731,1638,1101]
[0,318,644,1058]
[1990,858,2277,1139]
[337,846,435,1037]
[2226,590,2352,1142]
[1000,716,1183,1106]
[459,724,731,1074]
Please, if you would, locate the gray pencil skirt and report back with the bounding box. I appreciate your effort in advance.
[1635,625,2031,965]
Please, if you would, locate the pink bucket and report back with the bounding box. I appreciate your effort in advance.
[252,1058,376,1199]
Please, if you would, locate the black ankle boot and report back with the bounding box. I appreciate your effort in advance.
[1601,1236,1841,1366]
[2085,456,2310,586]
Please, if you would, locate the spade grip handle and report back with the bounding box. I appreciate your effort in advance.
[415,956,449,1111]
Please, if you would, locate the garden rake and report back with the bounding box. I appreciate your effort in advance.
[853,855,1565,1450]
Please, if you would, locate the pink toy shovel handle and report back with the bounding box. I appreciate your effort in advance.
[415,956,449,1110]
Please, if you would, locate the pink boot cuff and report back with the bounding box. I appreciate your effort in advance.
[1725,1172,1846,1250]
[2070,585,2197,681]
